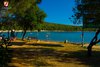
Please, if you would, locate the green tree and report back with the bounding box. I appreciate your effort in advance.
[17,6,36,40]
[0,0,46,40]
[74,0,100,56]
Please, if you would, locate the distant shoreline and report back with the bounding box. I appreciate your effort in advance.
[0,30,96,32]
[0,30,23,32]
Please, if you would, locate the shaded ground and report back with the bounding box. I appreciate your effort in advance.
[0,40,100,67]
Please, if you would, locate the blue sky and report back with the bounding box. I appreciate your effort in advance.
[38,0,77,25]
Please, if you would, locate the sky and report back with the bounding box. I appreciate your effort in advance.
[38,0,77,25]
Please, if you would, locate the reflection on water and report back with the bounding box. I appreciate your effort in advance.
[0,46,13,67]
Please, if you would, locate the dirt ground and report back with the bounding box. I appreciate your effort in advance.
[0,40,100,67]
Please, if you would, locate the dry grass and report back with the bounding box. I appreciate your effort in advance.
[0,40,100,67]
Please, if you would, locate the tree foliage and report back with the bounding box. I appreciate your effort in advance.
[74,0,100,56]
[0,0,46,40]
[73,0,100,28]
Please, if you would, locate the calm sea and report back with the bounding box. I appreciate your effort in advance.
[2,31,100,43]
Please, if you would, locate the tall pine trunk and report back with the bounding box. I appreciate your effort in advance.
[22,30,26,40]
[8,30,10,40]
[87,42,95,56]
[87,29,100,56]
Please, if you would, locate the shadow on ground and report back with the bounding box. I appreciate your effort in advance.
[0,46,13,67]
[10,42,26,46]
[55,50,100,67]
[11,48,55,66]
[26,43,64,47]
[10,47,100,67]
[1,41,100,67]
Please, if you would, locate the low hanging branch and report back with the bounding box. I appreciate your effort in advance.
[87,29,100,56]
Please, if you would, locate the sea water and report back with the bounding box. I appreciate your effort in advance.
[2,31,100,43]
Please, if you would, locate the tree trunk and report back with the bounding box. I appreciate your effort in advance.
[22,30,26,40]
[87,45,92,56]
[87,42,96,56]
[87,29,100,56]
[8,30,10,40]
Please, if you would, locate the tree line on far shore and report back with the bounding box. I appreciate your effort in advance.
[39,22,96,31]
[0,22,96,31]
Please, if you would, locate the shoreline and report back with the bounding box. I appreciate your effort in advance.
[7,39,100,49]
[0,30,96,32]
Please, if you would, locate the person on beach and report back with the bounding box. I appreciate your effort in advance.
[10,29,16,41]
